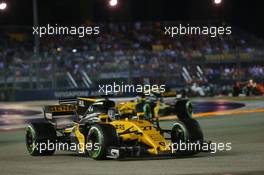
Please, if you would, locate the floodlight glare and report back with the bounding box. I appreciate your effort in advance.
[0,2,7,10]
[72,49,77,53]
[109,0,118,7]
[214,0,222,5]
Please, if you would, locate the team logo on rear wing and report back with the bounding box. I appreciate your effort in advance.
[45,105,77,113]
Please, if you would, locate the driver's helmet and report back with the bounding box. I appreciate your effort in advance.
[145,92,158,103]
[87,100,115,115]
[107,107,117,120]
[136,93,146,103]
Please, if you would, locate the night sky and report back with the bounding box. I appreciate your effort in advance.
[0,0,264,37]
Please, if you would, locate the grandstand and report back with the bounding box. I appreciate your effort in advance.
[0,22,264,100]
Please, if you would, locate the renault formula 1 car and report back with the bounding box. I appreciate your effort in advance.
[25,96,209,160]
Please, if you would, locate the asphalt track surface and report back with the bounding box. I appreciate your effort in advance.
[0,98,264,175]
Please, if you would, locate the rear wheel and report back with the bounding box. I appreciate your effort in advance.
[86,123,118,160]
[175,99,193,120]
[25,122,56,156]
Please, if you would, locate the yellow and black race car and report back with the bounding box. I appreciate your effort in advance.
[25,96,210,160]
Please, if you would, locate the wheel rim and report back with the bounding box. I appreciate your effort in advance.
[26,126,36,154]
[186,101,193,117]
[174,126,185,142]
[87,130,102,158]
[172,123,188,143]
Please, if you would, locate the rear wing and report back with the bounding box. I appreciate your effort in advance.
[43,97,97,122]
[58,99,78,105]
[42,104,77,126]
[43,104,77,116]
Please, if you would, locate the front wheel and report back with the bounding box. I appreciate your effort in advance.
[171,119,204,156]
[86,123,119,160]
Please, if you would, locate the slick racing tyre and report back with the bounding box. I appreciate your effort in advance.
[86,124,119,160]
[171,119,204,156]
[25,122,57,156]
[182,118,204,142]
[171,121,189,143]
[175,99,193,120]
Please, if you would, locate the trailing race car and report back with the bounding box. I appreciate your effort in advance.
[25,96,210,160]
[233,80,264,96]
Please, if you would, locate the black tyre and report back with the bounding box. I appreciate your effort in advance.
[25,122,56,156]
[86,123,119,160]
[171,119,204,156]
[232,86,240,97]
[171,121,189,143]
[182,118,204,142]
[175,99,193,120]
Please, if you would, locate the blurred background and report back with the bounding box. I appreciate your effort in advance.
[0,0,264,101]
